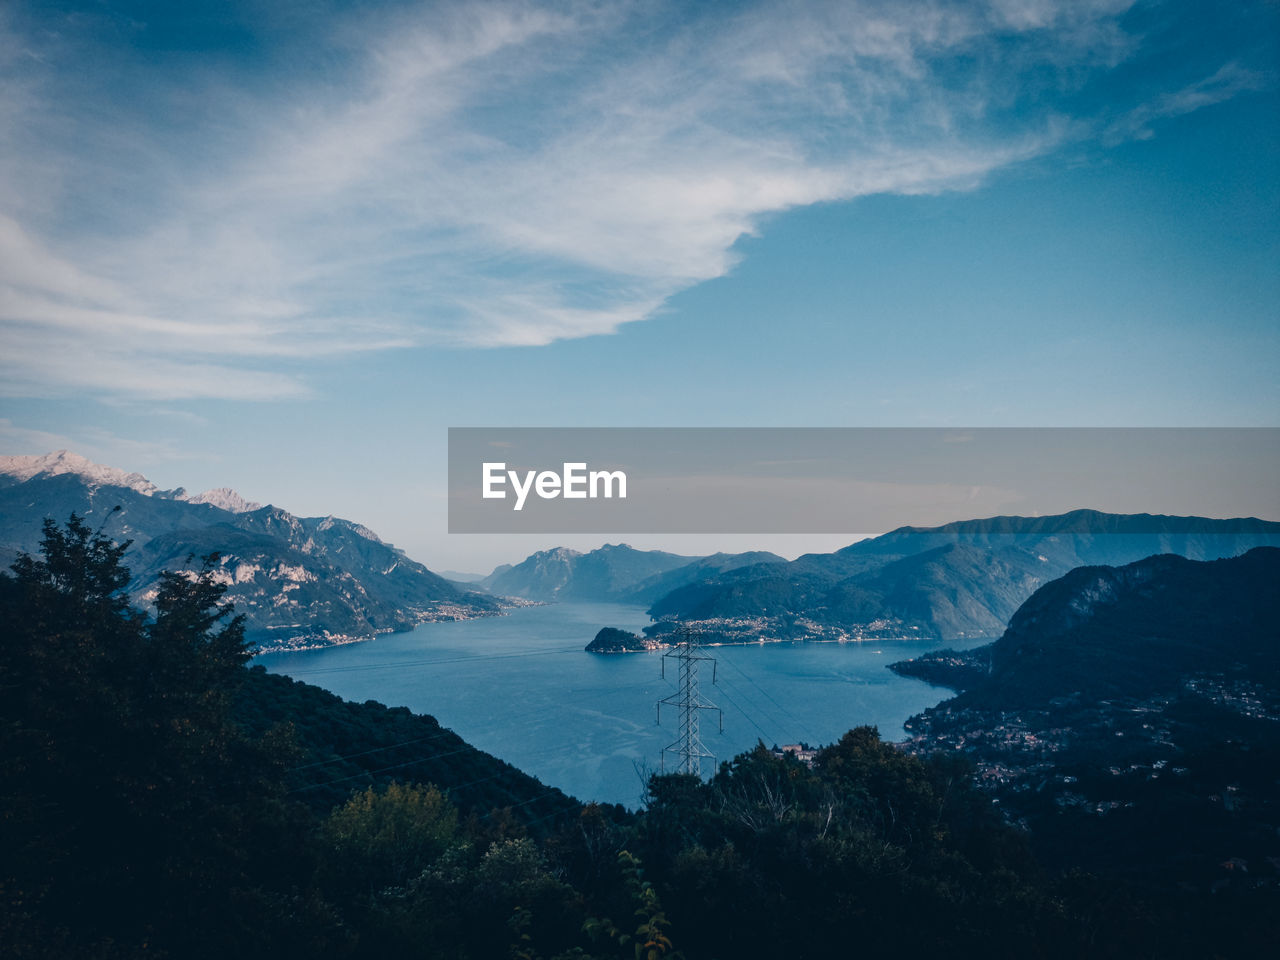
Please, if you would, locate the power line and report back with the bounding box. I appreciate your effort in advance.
[715,644,810,740]
[708,675,778,747]
[708,670,785,739]
[443,772,507,795]
[656,626,722,778]
[273,622,817,806]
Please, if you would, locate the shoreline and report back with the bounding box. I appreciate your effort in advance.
[252,600,521,655]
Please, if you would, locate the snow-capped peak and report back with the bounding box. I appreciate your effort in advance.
[0,450,261,513]
[0,450,159,496]
[186,487,263,513]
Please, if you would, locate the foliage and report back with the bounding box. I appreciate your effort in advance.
[235,664,585,828]
[621,735,1060,960]
[3,517,1276,959]
[0,516,310,958]
[582,850,682,960]
[320,782,459,894]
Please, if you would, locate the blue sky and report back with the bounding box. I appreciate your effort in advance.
[1,0,1276,571]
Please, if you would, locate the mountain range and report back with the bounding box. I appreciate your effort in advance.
[7,451,1276,658]
[479,543,785,604]
[638,509,1280,645]
[0,451,499,650]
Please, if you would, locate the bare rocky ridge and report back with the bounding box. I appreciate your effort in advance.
[0,452,500,650]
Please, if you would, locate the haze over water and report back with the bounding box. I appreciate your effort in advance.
[258,602,988,808]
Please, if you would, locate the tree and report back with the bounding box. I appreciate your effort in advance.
[320,781,460,894]
[0,516,293,959]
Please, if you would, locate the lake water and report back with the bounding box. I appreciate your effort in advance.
[257,602,985,809]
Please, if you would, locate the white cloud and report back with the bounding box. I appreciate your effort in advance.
[0,0,1261,399]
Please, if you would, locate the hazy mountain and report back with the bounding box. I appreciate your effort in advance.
[437,569,489,583]
[0,452,499,650]
[620,550,787,604]
[480,544,788,603]
[480,543,699,601]
[645,510,1280,644]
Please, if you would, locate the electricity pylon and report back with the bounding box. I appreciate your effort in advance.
[656,625,722,777]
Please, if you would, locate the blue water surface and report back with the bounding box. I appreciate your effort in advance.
[257,602,984,808]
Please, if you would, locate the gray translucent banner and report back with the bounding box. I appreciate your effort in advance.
[447,427,1279,534]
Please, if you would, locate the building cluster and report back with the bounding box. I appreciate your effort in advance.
[770,743,818,767]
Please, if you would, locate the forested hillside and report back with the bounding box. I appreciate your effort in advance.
[3,518,1275,958]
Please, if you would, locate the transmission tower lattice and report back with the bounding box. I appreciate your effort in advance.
[656,627,722,778]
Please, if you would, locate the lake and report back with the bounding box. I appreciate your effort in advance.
[257,602,985,809]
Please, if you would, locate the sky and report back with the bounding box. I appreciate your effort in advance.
[0,0,1277,573]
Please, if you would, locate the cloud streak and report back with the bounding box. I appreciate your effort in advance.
[0,0,1264,399]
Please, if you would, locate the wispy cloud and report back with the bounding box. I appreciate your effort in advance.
[0,417,78,453]
[0,417,211,466]
[0,0,1264,399]
[1106,62,1270,144]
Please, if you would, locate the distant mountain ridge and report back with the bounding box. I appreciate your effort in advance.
[481,543,786,604]
[0,450,264,511]
[437,569,488,583]
[622,550,787,604]
[0,452,499,650]
[641,509,1280,645]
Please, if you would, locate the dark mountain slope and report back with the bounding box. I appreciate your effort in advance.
[896,548,1280,890]
[236,666,582,825]
[979,546,1280,704]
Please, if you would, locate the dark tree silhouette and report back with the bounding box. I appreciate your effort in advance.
[0,516,292,958]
